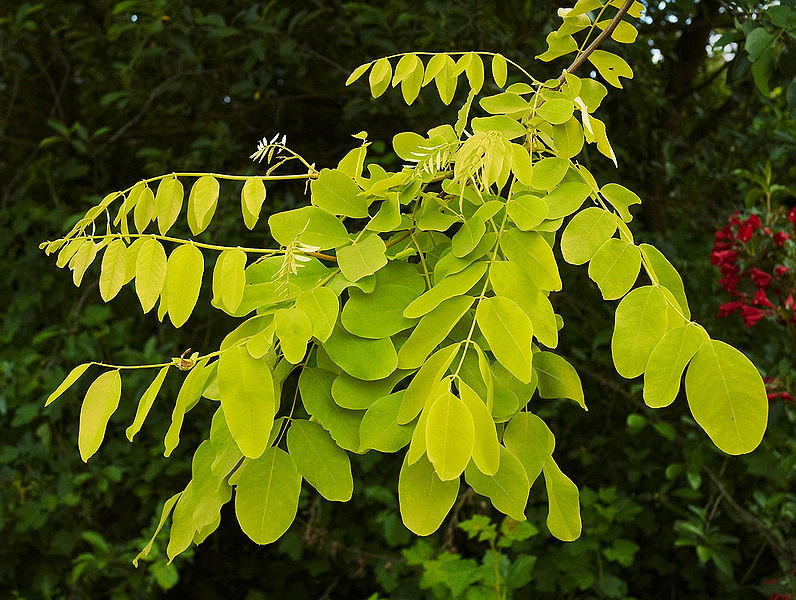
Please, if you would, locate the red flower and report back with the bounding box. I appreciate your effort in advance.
[719,275,741,294]
[774,231,789,246]
[750,268,772,288]
[785,292,795,310]
[740,304,769,327]
[717,300,744,317]
[788,206,796,227]
[764,227,772,235]
[746,214,761,229]
[753,288,776,308]
[710,249,738,266]
[737,223,754,242]
[767,391,795,403]
[775,265,788,277]
[715,226,735,241]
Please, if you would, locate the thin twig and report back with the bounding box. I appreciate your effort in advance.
[559,0,635,82]
[703,466,794,565]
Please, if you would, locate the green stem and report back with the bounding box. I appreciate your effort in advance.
[410,231,432,288]
[52,232,285,256]
[453,211,508,377]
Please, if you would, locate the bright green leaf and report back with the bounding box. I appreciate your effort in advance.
[588,49,633,88]
[542,456,581,541]
[360,391,415,452]
[165,243,204,328]
[611,286,669,379]
[458,381,500,476]
[404,261,487,319]
[465,445,529,521]
[426,390,475,480]
[218,346,275,458]
[399,452,459,536]
[398,295,473,369]
[311,168,367,218]
[491,54,508,87]
[234,448,301,544]
[534,351,586,410]
[187,175,219,235]
[135,239,167,313]
[644,323,707,409]
[241,178,266,230]
[126,366,169,441]
[500,229,561,292]
[268,206,350,250]
[337,235,388,282]
[561,207,617,265]
[503,412,554,486]
[99,239,127,302]
[477,296,533,383]
[156,176,184,235]
[296,287,339,342]
[275,307,313,364]
[588,238,641,300]
[287,419,353,501]
[79,370,121,462]
[46,362,91,407]
[322,323,398,381]
[685,339,768,455]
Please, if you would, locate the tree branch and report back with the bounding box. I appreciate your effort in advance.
[559,0,635,82]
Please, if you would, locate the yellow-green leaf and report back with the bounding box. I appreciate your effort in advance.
[79,370,122,462]
[464,445,529,521]
[216,248,247,313]
[426,390,474,481]
[241,177,266,230]
[345,61,372,86]
[503,412,554,486]
[588,49,634,88]
[644,323,707,409]
[611,286,669,379]
[287,419,353,501]
[135,238,167,313]
[459,381,500,476]
[126,366,170,441]
[156,176,184,235]
[588,238,641,300]
[133,185,156,233]
[542,456,581,541]
[295,287,339,342]
[398,452,459,536]
[476,296,534,384]
[218,346,276,458]
[561,207,617,265]
[275,306,313,364]
[71,241,98,287]
[684,339,768,455]
[187,175,219,235]
[98,239,128,301]
[133,492,182,566]
[491,54,508,87]
[165,243,204,328]
[369,57,392,98]
[234,448,301,544]
[46,362,91,407]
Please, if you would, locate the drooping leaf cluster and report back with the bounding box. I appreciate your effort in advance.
[41,0,769,564]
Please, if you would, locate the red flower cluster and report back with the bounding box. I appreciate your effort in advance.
[764,377,796,403]
[711,210,795,328]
